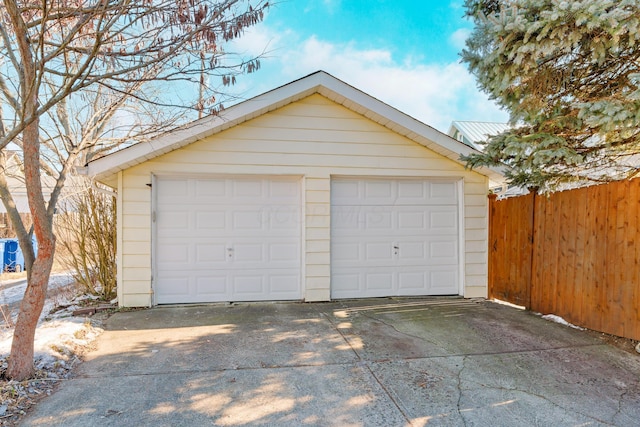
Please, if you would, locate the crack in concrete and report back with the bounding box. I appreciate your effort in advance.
[610,387,630,425]
[456,355,468,427]
[75,301,639,426]
[75,356,634,427]
[315,306,363,362]
[361,363,417,427]
[457,377,619,426]
[76,343,615,382]
[315,304,418,426]
[357,310,443,349]
[301,303,630,426]
[327,302,610,360]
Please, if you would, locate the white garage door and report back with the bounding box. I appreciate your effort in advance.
[155,176,301,304]
[331,178,460,298]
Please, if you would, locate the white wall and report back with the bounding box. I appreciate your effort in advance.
[118,94,489,306]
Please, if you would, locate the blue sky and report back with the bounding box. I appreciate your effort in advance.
[224,0,508,133]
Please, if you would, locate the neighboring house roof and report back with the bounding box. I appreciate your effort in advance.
[448,121,510,151]
[88,71,505,185]
[447,121,529,198]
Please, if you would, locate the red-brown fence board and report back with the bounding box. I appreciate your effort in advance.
[488,193,533,308]
[488,179,640,341]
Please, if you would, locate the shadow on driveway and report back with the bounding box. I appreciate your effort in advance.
[21,298,640,426]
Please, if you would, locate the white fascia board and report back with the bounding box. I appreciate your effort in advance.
[88,75,325,181]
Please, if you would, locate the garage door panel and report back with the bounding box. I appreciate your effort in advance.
[159,211,190,233]
[365,211,392,229]
[332,180,458,206]
[155,276,191,303]
[396,241,425,262]
[333,206,456,236]
[268,207,300,230]
[195,276,228,297]
[331,206,361,230]
[429,181,458,204]
[232,179,263,198]
[233,275,264,295]
[397,211,426,229]
[156,176,301,303]
[269,275,301,294]
[397,181,426,199]
[332,273,360,292]
[331,178,460,298]
[429,209,458,234]
[195,211,227,230]
[364,242,393,264]
[269,243,300,262]
[331,242,361,262]
[333,241,400,267]
[367,273,393,290]
[195,243,226,263]
[429,269,459,295]
[159,180,190,201]
[157,243,190,264]
[397,271,428,291]
[232,243,264,263]
[195,179,226,197]
[428,241,458,262]
[364,181,393,200]
[232,210,265,230]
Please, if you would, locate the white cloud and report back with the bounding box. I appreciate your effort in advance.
[225,27,508,133]
[449,28,472,50]
[276,36,507,132]
[225,22,283,58]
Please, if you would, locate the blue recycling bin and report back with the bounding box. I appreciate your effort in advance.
[0,237,36,272]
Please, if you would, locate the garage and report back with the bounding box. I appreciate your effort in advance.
[154,176,301,304]
[331,178,460,298]
[88,71,502,307]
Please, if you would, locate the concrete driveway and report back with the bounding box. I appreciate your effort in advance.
[21,298,640,426]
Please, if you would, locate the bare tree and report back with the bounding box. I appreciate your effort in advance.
[0,0,268,380]
[55,179,117,301]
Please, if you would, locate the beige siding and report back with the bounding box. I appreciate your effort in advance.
[119,94,490,305]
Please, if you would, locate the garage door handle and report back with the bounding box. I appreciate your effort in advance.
[393,244,399,255]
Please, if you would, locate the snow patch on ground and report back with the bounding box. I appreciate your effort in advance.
[0,274,107,424]
[541,314,585,330]
[0,274,74,307]
[0,317,103,370]
[0,273,104,371]
[491,298,526,310]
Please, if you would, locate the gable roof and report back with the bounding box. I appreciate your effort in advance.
[448,121,510,151]
[88,71,505,185]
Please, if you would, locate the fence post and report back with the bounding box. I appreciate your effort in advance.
[527,190,537,310]
[487,193,498,300]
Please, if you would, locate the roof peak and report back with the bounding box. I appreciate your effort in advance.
[88,71,505,185]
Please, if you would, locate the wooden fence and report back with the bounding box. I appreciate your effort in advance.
[489,179,640,341]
